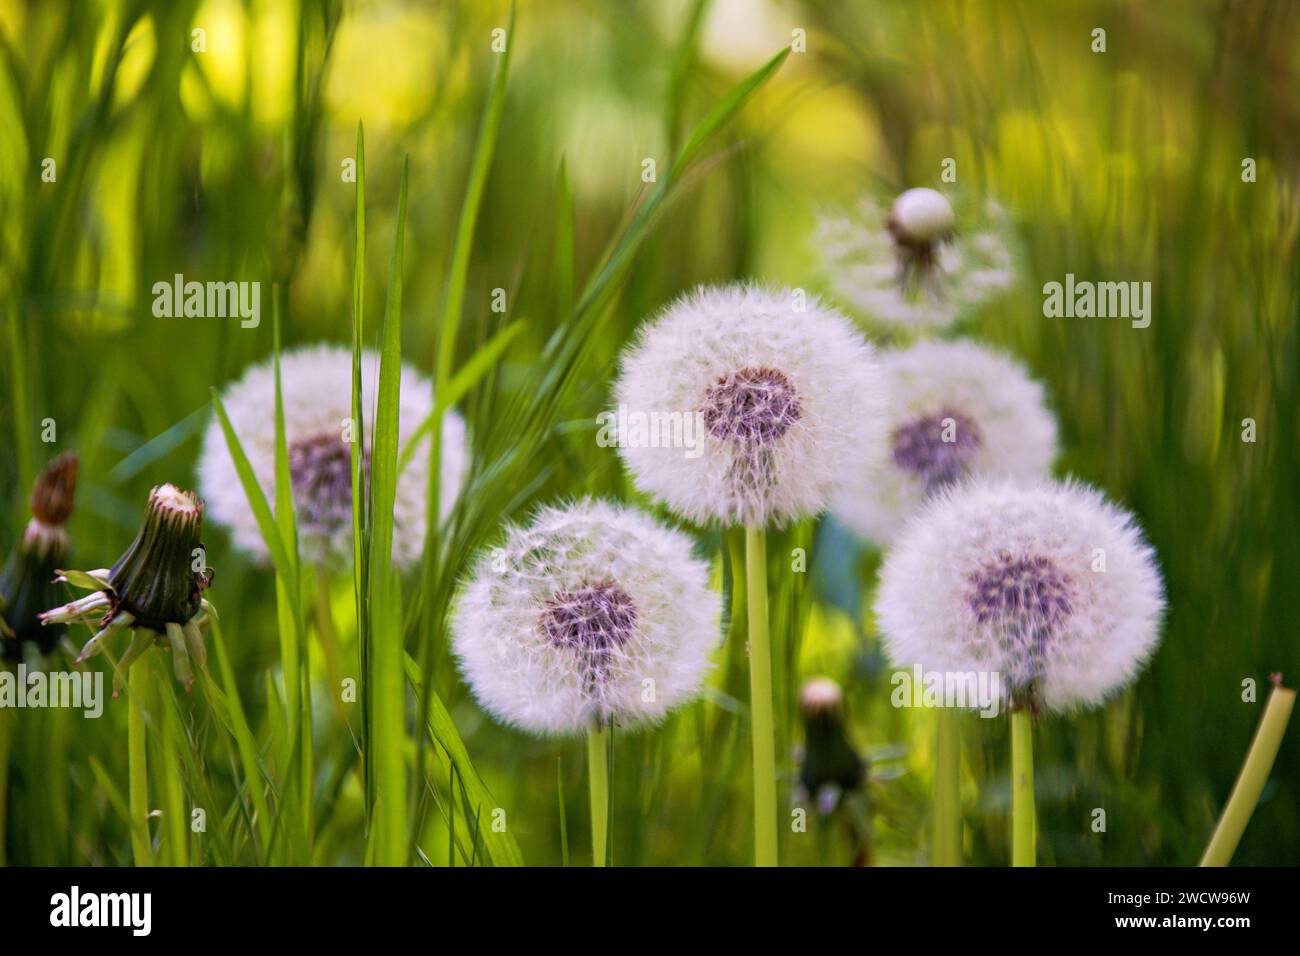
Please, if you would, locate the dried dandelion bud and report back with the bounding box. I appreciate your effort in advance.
[797,676,866,815]
[40,484,215,694]
[1,453,79,659]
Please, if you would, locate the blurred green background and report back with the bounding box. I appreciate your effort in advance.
[1,0,1297,866]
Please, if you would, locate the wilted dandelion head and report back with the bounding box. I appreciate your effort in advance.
[814,193,1018,332]
[452,500,721,736]
[613,283,886,528]
[874,478,1165,714]
[1,453,79,660]
[834,340,1057,542]
[40,483,215,694]
[198,344,467,570]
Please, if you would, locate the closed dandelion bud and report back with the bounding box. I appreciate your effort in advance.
[874,478,1166,714]
[1,453,78,660]
[797,677,866,815]
[40,484,215,695]
[109,485,210,630]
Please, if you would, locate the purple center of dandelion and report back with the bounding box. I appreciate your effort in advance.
[289,433,367,534]
[540,581,638,697]
[891,409,981,494]
[540,581,638,653]
[967,552,1073,630]
[702,366,802,446]
[966,551,1074,697]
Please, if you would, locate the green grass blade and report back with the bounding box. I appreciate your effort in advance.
[349,120,374,824]
[202,617,274,855]
[368,155,411,867]
[403,652,524,866]
[435,1,515,387]
[209,392,299,619]
[396,319,525,475]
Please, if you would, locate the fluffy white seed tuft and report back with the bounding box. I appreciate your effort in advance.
[198,344,467,570]
[834,340,1057,542]
[889,188,955,242]
[815,195,1017,332]
[452,500,722,736]
[874,477,1166,714]
[613,283,886,528]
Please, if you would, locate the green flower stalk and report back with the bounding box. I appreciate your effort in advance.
[40,484,215,695]
[1,453,79,661]
[1199,675,1296,866]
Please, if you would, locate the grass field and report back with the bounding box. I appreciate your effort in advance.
[1,0,1297,867]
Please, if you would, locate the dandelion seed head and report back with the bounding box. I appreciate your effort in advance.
[874,477,1166,713]
[198,344,467,570]
[814,195,1018,332]
[890,407,983,494]
[452,500,721,736]
[834,340,1056,542]
[614,283,886,528]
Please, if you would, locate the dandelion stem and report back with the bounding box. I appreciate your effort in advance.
[934,708,961,866]
[556,756,569,867]
[1199,680,1296,866]
[1010,708,1035,867]
[746,525,778,867]
[127,659,153,866]
[587,719,609,866]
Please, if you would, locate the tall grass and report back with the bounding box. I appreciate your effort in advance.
[0,0,1296,866]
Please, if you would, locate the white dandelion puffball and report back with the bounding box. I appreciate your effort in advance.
[833,340,1057,542]
[874,477,1166,714]
[815,193,1017,333]
[199,344,467,569]
[613,284,886,529]
[453,500,721,735]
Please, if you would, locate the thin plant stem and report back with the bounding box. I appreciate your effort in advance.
[556,756,569,867]
[1199,680,1296,866]
[934,708,961,866]
[587,719,609,867]
[127,659,152,867]
[1010,708,1035,867]
[313,566,348,724]
[745,525,778,867]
